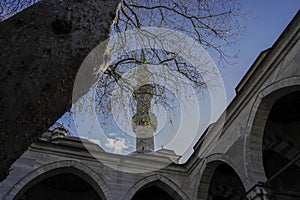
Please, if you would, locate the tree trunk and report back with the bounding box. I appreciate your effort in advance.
[0,0,121,181]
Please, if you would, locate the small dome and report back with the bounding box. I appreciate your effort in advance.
[51,127,70,139]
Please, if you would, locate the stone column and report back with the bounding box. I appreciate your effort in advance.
[132,84,157,152]
[247,184,270,200]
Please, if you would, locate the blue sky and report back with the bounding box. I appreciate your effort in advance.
[58,1,300,162]
[223,0,299,103]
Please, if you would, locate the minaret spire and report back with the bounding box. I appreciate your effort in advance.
[132,84,157,152]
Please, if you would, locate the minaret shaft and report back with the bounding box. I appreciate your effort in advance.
[132,84,157,152]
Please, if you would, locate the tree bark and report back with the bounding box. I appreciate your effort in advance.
[0,0,121,181]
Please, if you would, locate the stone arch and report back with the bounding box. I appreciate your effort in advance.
[196,154,247,200]
[123,174,189,200]
[3,160,112,200]
[244,76,300,186]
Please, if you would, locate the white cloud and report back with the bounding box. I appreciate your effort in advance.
[79,135,132,154]
[105,137,130,154]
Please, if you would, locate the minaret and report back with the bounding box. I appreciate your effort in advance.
[132,84,157,152]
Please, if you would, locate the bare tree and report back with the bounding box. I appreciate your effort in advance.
[0,0,38,21]
[1,0,243,133]
[95,0,242,132]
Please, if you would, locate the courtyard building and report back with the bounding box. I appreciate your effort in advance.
[1,10,300,200]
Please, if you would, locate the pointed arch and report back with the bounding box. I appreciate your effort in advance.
[244,76,300,186]
[3,160,112,200]
[123,174,189,200]
[196,154,246,200]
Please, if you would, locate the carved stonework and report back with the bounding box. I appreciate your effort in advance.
[132,84,157,152]
[247,184,270,200]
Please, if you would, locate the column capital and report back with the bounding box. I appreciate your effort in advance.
[247,183,270,200]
